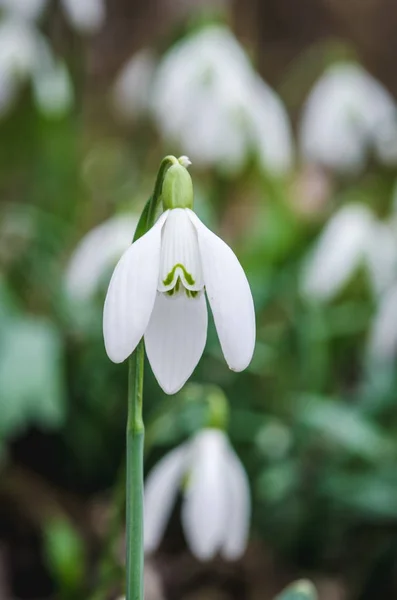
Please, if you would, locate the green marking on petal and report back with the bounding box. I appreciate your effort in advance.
[166,287,199,298]
[163,263,195,286]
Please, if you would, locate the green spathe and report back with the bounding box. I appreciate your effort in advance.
[162,163,194,210]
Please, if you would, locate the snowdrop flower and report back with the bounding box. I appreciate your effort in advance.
[103,158,255,394]
[144,428,250,560]
[301,204,375,302]
[300,63,397,174]
[66,214,138,301]
[151,26,292,175]
[112,49,156,121]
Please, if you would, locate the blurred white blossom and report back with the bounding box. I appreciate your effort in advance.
[60,0,105,33]
[144,428,250,560]
[65,214,138,301]
[151,26,293,175]
[302,201,397,303]
[301,204,375,301]
[113,49,156,121]
[300,63,397,174]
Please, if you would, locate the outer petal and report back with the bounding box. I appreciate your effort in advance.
[103,211,168,363]
[182,430,230,560]
[144,444,188,553]
[144,290,208,395]
[187,210,255,371]
[221,446,251,560]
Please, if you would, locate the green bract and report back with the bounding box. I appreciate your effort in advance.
[162,163,194,210]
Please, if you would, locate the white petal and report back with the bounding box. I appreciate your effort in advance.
[301,204,374,302]
[144,290,208,395]
[66,215,137,301]
[221,446,251,560]
[187,210,255,371]
[103,211,168,363]
[144,444,188,553]
[158,209,204,292]
[367,282,397,364]
[182,430,230,560]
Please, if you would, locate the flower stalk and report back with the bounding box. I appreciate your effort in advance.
[125,155,176,600]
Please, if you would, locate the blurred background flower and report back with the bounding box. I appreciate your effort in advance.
[2,1,397,599]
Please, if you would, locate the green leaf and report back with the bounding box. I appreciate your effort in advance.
[274,579,317,600]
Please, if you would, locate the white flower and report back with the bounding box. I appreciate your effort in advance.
[103,174,255,393]
[151,26,292,175]
[144,429,251,560]
[65,214,138,301]
[301,204,375,301]
[300,63,397,174]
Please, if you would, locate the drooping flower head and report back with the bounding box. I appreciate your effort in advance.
[300,63,397,174]
[144,428,251,560]
[103,157,255,394]
[151,26,293,175]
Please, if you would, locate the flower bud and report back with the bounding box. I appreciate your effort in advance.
[162,163,193,210]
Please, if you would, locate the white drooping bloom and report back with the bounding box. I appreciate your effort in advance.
[300,63,397,174]
[66,214,138,301]
[144,428,251,560]
[151,26,293,175]
[301,201,397,303]
[103,161,255,394]
[301,204,375,301]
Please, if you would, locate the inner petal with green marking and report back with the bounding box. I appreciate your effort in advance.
[158,208,204,296]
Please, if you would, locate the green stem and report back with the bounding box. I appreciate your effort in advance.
[125,155,177,600]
